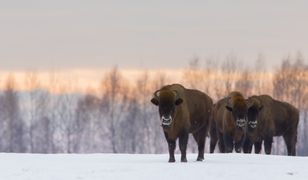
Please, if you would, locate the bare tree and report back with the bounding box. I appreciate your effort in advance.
[3,75,26,152]
[235,70,253,97]
[74,94,101,153]
[119,97,140,153]
[100,67,129,153]
[254,54,269,95]
[273,57,292,101]
[24,71,51,153]
[183,57,205,89]
[221,54,241,94]
[51,80,79,153]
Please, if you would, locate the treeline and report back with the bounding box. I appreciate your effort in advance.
[0,54,307,155]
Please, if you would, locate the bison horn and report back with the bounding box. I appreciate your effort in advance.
[172,90,178,97]
[154,90,161,98]
[151,90,161,106]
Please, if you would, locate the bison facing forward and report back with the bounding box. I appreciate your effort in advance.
[151,84,213,162]
[210,91,249,153]
[244,95,299,156]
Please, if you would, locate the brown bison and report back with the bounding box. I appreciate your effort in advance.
[210,91,249,153]
[151,84,213,162]
[243,95,299,156]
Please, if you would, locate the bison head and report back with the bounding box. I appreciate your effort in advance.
[246,97,263,130]
[151,89,183,128]
[225,98,248,128]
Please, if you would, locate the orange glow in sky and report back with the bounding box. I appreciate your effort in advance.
[0,69,184,94]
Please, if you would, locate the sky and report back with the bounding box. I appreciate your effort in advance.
[0,0,308,70]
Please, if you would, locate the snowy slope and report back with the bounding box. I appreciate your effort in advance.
[0,153,307,180]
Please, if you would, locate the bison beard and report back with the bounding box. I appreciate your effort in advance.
[151,84,213,162]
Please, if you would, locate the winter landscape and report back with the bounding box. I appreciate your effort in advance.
[1,1,308,180]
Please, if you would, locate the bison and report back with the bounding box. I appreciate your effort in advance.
[151,84,213,162]
[243,95,299,156]
[210,91,249,153]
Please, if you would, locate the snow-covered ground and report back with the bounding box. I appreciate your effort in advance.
[0,153,307,180]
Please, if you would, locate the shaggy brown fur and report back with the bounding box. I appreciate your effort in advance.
[210,91,248,153]
[151,84,213,162]
[244,95,299,156]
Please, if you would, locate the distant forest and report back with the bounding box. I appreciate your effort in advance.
[0,53,307,155]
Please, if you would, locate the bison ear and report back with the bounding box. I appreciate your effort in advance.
[225,105,233,112]
[175,98,183,106]
[151,98,159,106]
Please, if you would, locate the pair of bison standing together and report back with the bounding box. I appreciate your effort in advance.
[151,84,299,162]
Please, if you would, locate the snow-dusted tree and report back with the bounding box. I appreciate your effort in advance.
[24,72,51,153]
[2,75,26,152]
[51,81,79,153]
[74,94,102,153]
[100,67,129,153]
[118,97,140,153]
[0,93,7,151]
[134,71,152,153]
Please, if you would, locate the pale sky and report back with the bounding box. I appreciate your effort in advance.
[1,0,307,70]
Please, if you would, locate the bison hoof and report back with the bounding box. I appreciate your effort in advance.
[181,158,187,162]
[226,148,233,153]
[168,158,176,163]
[197,157,204,161]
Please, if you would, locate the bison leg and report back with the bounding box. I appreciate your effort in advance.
[234,139,244,153]
[179,132,189,162]
[193,129,207,161]
[209,128,218,153]
[283,132,297,156]
[218,132,225,153]
[164,133,176,162]
[167,140,176,162]
[243,138,253,153]
[254,140,262,154]
[223,133,234,153]
[264,137,273,155]
[210,137,217,153]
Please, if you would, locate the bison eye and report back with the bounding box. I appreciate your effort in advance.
[225,105,233,112]
[175,98,183,105]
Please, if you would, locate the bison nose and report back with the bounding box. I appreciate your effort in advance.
[161,115,172,126]
[236,118,246,128]
[248,121,257,128]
